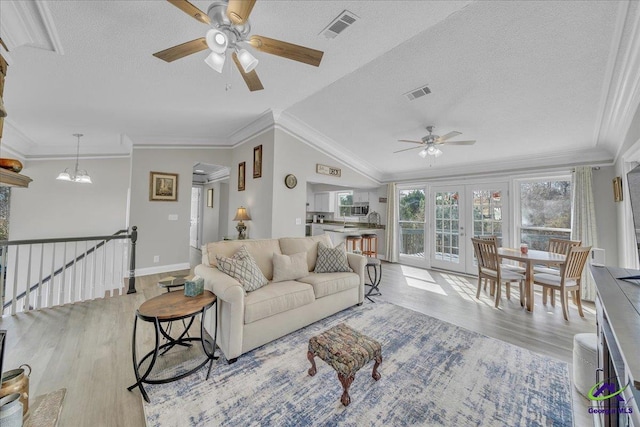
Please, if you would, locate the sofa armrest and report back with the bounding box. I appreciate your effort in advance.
[347,253,367,303]
[194,264,245,304]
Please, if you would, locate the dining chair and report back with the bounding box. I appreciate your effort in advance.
[534,238,581,305]
[475,235,525,294]
[532,245,591,320]
[472,238,525,308]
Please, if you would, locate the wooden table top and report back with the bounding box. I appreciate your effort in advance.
[498,248,566,264]
[138,290,216,320]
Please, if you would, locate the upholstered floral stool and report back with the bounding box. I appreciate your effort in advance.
[307,323,382,406]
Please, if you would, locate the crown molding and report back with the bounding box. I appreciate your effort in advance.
[1,120,39,157]
[226,110,276,146]
[383,147,614,182]
[274,111,384,183]
[597,1,640,159]
[130,135,228,146]
[0,0,63,53]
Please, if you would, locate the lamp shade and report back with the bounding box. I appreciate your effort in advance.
[56,169,72,181]
[236,48,258,73]
[205,51,226,73]
[233,206,251,221]
[418,148,428,158]
[205,29,228,54]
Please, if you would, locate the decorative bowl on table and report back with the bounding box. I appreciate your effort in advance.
[0,158,23,173]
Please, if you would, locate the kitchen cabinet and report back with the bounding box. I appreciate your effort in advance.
[314,192,335,213]
[353,191,369,203]
[311,224,325,236]
[306,192,314,212]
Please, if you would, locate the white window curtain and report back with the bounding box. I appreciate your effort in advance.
[385,183,399,263]
[571,166,598,301]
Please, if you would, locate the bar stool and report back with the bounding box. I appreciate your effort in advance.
[346,235,362,253]
[365,258,382,302]
[361,233,378,258]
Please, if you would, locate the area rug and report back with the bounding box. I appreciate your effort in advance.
[142,302,573,426]
[24,388,66,427]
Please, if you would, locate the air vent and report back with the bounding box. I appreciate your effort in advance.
[404,85,432,101]
[321,10,358,39]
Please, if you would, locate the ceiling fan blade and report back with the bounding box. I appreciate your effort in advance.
[394,146,424,154]
[227,0,257,25]
[249,35,323,67]
[436,131,462,142]
[443,140,476,146]
[397,139,424,144]
[232,52,264,92]
[153,38,208,62]
[167,0,211,24]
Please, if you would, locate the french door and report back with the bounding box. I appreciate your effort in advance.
[428,183,509,274]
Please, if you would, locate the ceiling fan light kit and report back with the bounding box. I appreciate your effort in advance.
[156,0,325,91]
[394,125,475,158]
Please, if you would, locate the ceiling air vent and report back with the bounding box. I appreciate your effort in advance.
[321,10,358,39]
[404,85,432,101]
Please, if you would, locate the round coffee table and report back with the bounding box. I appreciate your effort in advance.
[127,290,218,402]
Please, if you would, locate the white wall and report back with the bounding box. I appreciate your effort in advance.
[9,157,130,239]
[228,130,275,239]
[129,147,231,272]
[592,166,618,265]
[271,128,381,238]
[201,180,228,244]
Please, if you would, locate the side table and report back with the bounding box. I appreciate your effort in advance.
[127,290,218,403]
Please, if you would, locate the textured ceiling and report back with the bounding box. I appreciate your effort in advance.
[0,0,631,181]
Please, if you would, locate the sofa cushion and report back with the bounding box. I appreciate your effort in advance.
[279,234,333,272]
[297,272,360,299]
[314,242,353,273]
[272,252,309,282]
[216,246,268,293]
[203,239,282,280]
[244,281,315,324]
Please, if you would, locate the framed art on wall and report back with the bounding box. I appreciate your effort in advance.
[149,171,178,201]
[253,145,262,178]
[207,188,214,207]
[238,162,246,191]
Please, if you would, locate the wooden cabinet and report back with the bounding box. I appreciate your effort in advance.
[314,192,335,213]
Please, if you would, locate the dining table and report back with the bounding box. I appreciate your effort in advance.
[497,248,566,312]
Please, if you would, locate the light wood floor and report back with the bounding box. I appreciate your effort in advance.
[1,256,595,426]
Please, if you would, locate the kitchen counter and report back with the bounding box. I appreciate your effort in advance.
[307,221,385,230]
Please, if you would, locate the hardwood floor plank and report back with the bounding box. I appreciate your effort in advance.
[0,259,595,426]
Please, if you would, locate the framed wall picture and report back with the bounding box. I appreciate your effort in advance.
[253,145,262,179]
[238,162,246,191]
[613,176,623,202]
[207,188,214,208]
[149,171,178,201]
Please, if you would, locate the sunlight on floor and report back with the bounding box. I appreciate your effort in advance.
[400,265,447,295]
[441,273,476,302]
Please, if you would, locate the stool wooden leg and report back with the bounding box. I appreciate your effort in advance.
[307,351,317,376]
[372,354,382,381]
[338,373,354,406]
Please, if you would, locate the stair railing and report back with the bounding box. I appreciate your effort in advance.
[0,226,138,316]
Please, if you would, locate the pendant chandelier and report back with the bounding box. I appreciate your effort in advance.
[56,133,92,184]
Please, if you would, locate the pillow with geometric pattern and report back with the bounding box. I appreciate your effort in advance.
[216,246,268,292]
[314,242,353,273]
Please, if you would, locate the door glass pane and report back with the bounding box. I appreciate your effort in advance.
[434,191,459,263]
[472,190,503,243]
[399,189,425,257]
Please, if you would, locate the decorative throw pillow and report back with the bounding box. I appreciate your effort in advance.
[216,246,268,292]
[314,242,353,273]
[272,252,309,282]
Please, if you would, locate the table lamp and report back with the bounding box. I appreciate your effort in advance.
[234,206,251,239]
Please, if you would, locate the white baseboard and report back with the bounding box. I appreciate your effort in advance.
[135,262,190,277]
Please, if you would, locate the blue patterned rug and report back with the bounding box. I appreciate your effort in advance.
[142,301,573,426]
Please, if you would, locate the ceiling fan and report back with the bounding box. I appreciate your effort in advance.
[153,0,324,92]
[394,126,476,158]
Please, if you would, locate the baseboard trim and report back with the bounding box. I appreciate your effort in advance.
[136,263,190,277]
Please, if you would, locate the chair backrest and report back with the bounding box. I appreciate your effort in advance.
[471,237,499,271]
[562,246,592,281]
[548,238,581,255]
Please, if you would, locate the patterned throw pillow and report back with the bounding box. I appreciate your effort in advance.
[314,242,353,273]
[216,246,268,292]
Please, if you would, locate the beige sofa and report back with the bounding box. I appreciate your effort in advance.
[194,234,366,362]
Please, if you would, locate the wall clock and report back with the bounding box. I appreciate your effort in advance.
[284,174,297,189]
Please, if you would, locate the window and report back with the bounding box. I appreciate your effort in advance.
[518,178,572,250]
[398,188,426,256]
[337,191,353,217]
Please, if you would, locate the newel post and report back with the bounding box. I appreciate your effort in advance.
[127,226,137,294]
